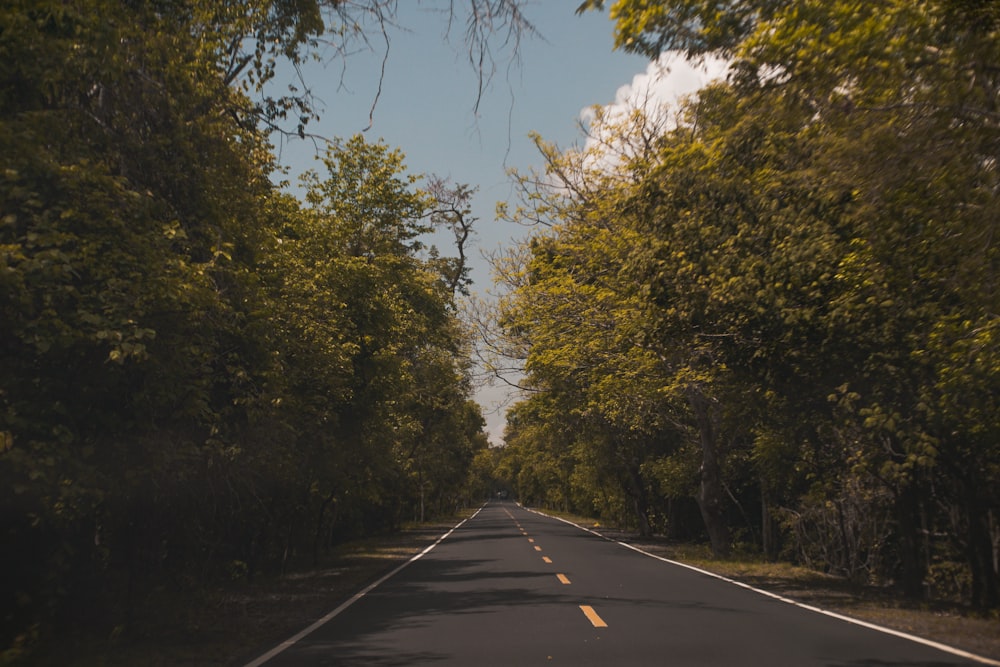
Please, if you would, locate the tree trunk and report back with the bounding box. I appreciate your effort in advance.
[761,487,776,561]
[688,386,730,558]
[895,483,926,600]
[419,465,426,524]
[313,492,335,567]
[990,510,999,581]
[965,487,1000,608]
[280,522,294,575]
[626,462,652,537]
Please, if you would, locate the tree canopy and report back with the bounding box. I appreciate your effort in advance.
[0,0,521,657]
[499,0,1000,607]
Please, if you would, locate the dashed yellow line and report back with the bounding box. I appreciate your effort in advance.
[502,508,606,630]
[580,605,608,628]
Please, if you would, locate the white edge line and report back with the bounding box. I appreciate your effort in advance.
[524,507,1000,667]
[243,504,486,667]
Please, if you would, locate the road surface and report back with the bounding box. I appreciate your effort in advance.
[247,501,994,666]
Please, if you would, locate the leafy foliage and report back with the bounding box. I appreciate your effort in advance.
[0,0,497,657]
[503,0,1000,605]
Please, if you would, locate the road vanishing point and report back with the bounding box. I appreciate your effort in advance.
[245,501,999,666]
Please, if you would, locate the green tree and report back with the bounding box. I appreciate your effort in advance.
[577,0,1000,601]
[280,134,484,542]
[1,0,507,654]
[1,0,288,645]
[495,127,686,537]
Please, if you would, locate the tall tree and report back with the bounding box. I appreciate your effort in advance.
[2,0,516,653]
[569,0,1000,600]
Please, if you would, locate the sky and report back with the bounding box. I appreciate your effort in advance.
[274,1,726,444]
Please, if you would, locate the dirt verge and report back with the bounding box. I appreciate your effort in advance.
[23,517,464,667]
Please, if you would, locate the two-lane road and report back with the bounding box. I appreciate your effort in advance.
[247,501,995,666]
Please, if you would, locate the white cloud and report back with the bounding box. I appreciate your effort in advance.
[580,52,729,169]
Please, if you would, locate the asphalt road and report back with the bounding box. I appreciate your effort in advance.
[247,501,993,666]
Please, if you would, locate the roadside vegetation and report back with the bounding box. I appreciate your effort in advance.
[492,0,1000,620]
[0,1,517,662]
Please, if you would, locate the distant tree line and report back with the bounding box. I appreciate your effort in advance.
[0,0,516,657]
[494,0,1000,609]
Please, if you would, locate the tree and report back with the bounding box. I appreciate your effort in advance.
[2,0,514,653]
[281,134,484,540]
[493,125,689,537]
[571,0,1000,600]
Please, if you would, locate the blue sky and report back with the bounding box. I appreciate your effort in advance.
[273,2,720,443]
[277,2,649,270]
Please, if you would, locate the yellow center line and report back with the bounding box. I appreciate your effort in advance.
[542,556,552,564]
[556,573,571,585]
[534,545,542,551]
[528,538,534,543]
[580,605,608,628]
